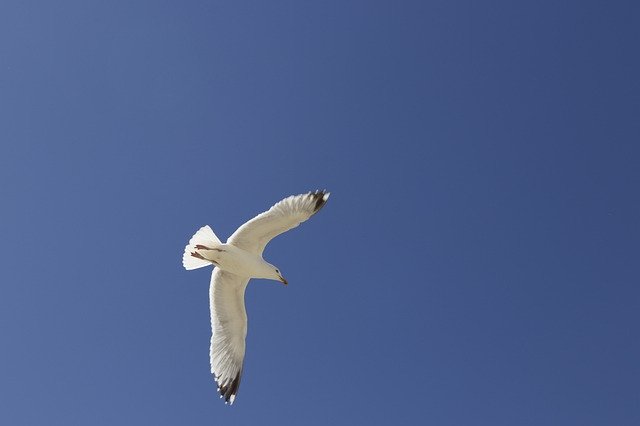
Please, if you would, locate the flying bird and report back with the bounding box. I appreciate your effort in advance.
[182,190,330,405]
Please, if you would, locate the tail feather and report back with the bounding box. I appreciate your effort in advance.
[183,225,222,270]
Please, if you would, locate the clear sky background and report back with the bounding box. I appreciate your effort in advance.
[1,1,639,425]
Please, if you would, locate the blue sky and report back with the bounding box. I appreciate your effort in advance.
[1,1,639,424]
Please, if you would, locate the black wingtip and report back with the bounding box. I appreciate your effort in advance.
[217,371,242,405]
[310,189,330,213]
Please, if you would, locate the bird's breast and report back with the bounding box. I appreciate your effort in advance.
[208,244,265,278]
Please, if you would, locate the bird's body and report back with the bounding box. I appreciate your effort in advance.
[193,243,279,280]
[182,190,330,405]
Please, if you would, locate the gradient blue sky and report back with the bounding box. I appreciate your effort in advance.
[1,1,639,425]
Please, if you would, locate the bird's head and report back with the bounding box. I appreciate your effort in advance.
[273,266,287,285]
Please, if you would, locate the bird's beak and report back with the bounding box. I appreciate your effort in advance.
[278,274,288,285]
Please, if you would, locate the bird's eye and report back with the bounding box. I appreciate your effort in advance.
[276,269,280,274]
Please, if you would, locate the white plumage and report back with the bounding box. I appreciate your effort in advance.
[182,190,330,405]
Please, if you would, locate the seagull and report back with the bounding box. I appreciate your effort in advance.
[182,190,330,405]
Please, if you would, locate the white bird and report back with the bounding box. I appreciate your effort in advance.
[182,190,330,405]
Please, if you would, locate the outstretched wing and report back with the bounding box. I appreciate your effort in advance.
[209,269,250,405]
[228,190,330,255]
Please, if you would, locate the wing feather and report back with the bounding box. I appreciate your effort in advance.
[209,269,249,405]
[228,190,330,255]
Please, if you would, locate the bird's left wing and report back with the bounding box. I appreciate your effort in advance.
[228,190,330,255]
[209,269,250,405]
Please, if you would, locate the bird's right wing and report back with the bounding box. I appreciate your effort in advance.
[209,269,250,405]
[228,190,330,255]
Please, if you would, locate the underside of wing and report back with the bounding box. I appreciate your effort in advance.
[228,190,330,255]
[209,269,250,405]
